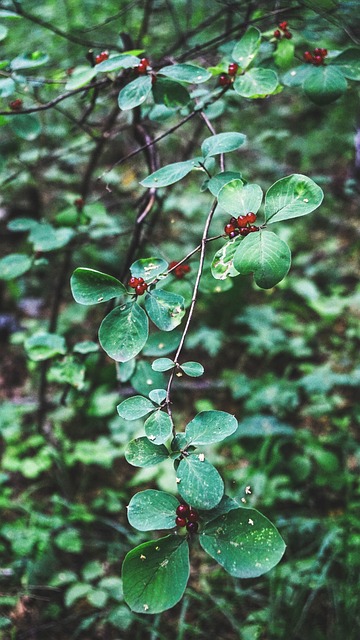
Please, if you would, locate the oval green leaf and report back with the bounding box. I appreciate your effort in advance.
[152,77,190,107]
[65,65,97,90]
[11,51,49,70]
[177,455,224,510]
[151,357,174,372]
[99,302,148,362]
[234,229,291,289]
[70,268,126,305]
[140,158,203,188]
[303,65,347,105]
[127,490,179,531]
[125,437,169,467]
[181,361,204,377]
[159,63,211,84]
[149,388,167,404]
[24,332,66,361]
[117,395,156,420]
[10,114,41,140]
[218,180,263,216]
[201,132,246,158]
[145,289,185,331]
[232,27,261,70]
[200,507,286,578]
[95,54,140,73]
[264,174,324,223]
[331,48,360,80]
[118,75,152,110]
[233,68,278,98]
[131,257,168,281]
[144,411,173,444]
[122,535,189,614]
[0,253,32,280]
[207,171,243,196]
[185,410,237,445]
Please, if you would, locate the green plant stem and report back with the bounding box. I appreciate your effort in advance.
[166,199,218,429]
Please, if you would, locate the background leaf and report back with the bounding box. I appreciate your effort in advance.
[0,253,32,280]
[99,302,148,362]
[201,132,246,157]
[159,63,211,83]
[331,48,360,80]
[10,114,41,140]
[303,66,347,105]
[140,158,203,188]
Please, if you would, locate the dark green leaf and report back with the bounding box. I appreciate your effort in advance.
[152,77,190,107]
[117,396,156,420]
[99,302,148,362]
[200,508,286,577]
[125,437,169,467]
[131,361,166,396]
[145,289,185,331]
[273,39,295,69]
[201,132,246,158]
[127,490,179,531]
[10,114,41,140]
[144,411,173,444]
[264,174,324,223]
[65,65,97,90]
[122,535,189,613]
[70,268,126,305]
[185,410,237,445]
[181,361,204,377]
[207,171,243,196]
[0,253,32,280]
[233,230,291,289]
[233,68,278,98]
[143,330,181,356]
[331,48,360,80]
[303,65,347,105]
[159,63,211,84]
[95,54,140,72]
[232,27,261,70]
[118,75,152,110]
[140,158,203,188]
[218,180,263,215]
[131,257,168,281]
[177,455,224,510]
[282,64,313,87]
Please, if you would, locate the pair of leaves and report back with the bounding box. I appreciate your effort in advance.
[117,395,172,445]
[123,498,286,614]
[152,357,204,377]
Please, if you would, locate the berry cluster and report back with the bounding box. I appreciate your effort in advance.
[303,48,328,65]
[74,197,84,212]
[224,212,259,239]
[273,21,292,39]
[137,57,150,74]
[95,51,109,64]
[175,503,199,533]
[218,62,239,87]
[128,276,148,295]
[9,99,23,111]
[169,261,191,279]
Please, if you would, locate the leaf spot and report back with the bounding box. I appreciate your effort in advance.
[176,477,181,483]
[140,554,146,560]
[143,604,149,611]
[290,71,296,76]
[148,435,156,441]
[160,559,168,567]
[245,486,252,495]
[97,296,104,302]
[198,453,205,461]
[303,198,309,202]
[248,518,254,526]
[241,497,246,503]
[217,549,221,554]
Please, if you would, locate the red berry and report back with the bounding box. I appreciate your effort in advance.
[74,198,84,211]
[320,48,328,57]
[219,74,230,87]
[239,227,251,236]
[237,215,247,227]
[303,51,313,63]
[9,99,23,111]
[229,230,239,239]
[224,223,235,235]
[176,503,190,517]
[95,51,109,64]
[128,276,139,288]
[135,282,148,295]
[246,212,257,224]
[228,62,239,76]
[175,516,187,527]
[248,225,259,233]
[273,29,281,39]
[279,21,288,30]
[137,57,149,74]
[187,509,198,523]
[186,521,198,534]
[284,31,292,39]
[313,55,323,66]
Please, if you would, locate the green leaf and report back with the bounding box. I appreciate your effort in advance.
[65,65,97,90]
[211,236,241,280]
[131,257,168,281]
[87,589,108,608]
[145,289,185,331]
[282,64,313,87]
[200,508,286,577]
[24,332,66,361]
[55,528,83,553]
[233,230,291,289]
[232,27,261,70]
[143,330,181,356]
[28,223,74,251]
[11,51,49,70]
[127,490,179,531]
[144,411,173,444]
[149,388,167,404]
[185,411,237,445]
[10,114,41,140]
[118,75,152,110]
[152,77,190,107]
[65,583,92,607]
[152,357,174,372]
[0,77,15,97]
[48,356,85,389]
[73,340,99,354]
[331,48,360,80]
[177,455,224,510]
[99,302,148,362]
[264,174,324,223]
[218,180,263,215]
[131,361,166,396]
[159,63,211,84]
[233,68,278,98]
[117,396,156,420]
[303,65,347,105]
[125,437,169,467]
[0,24,8,40]
[140,158,203,188]
[201,495,240,523]
[122,534,189,614]
[201,132,246,158]
[7,217,38,231]
[95,54,140,72]
[0,253,32,280]
[70,268,126,305]
[273,39,295,69]
[181,361,204,377]
[207,171,242,197]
